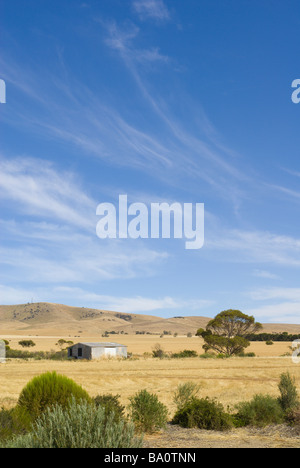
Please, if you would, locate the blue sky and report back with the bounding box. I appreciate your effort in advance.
[1,0,300,323]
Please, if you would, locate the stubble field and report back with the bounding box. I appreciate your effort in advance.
[1,334,300,447]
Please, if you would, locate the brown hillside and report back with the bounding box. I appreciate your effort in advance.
[0,302,300,336]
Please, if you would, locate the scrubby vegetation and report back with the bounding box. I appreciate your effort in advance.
[5,347,68,360]
[234,394,284,427]
[173,381,201,411]
[278,372,299,415]
[128,389,169,433]
[93,393,125,424]
[2,397,143,448]
[246,332,300,342]
[0,370,299,448]
[17,371,91,420]
[171,371,300,431]
[172,397,233,431]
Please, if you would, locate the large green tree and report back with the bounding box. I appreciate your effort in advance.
[196,309,262,356]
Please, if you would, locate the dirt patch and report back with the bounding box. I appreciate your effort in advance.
[143,423,300,448]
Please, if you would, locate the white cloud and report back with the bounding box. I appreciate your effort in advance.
[0,156,169,286]
[252,270,280,280]
[0,285,37,305]
[0,282,213,314]
[132,0,170,22]
[246,302,300,324]
[0,234,169,285]
[245,287,300,324]
[249,288,300,302]
[206,228,300,267]
[53,286,213,314]
[0,156,95,230]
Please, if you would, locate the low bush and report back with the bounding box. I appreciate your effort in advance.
[152,344,166,359]
[234,394,284,427]
[171,350,198,359]
[173,382,201,411]
[128,389,168,433]
[2,397,143,448]
[172,397,233,431]
[18,371,91,421]
[278,372,299,415]
[237,352,256,357]
[0,406,31,442]
[199,353,216,359]
[93,393,125,424]
[5,348,68,360]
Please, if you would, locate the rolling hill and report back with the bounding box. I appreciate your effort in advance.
[1,302,300,336]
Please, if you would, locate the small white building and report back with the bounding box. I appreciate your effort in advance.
[68,342,127,360]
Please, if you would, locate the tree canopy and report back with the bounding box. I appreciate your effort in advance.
[196,310,262,356]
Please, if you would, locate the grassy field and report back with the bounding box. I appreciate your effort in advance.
[1,333,294,356]
[0,334,299,416]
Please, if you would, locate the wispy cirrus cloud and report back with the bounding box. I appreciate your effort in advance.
[0,155,169,285]
[252,269,280,280]
[103,20,170,66]
[205,226,300,267]
[246,302,300,324]
[246,287,300,324]
[0,156,95,230]
[249,287,300,302]
[45,286,213,314]
[1,51,250,209]
[0,283,213,315]
[132,0,171,22]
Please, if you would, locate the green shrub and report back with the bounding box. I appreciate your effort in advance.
[93,394,125,424]
[199,353,216,359]
[234,394,284,427]
[5,348,68,360]
[2,397,143,448]
[237,352,256,357]
[172,397,233,431]
[128,389,168,433]
[18,340,36,348]
[0,406,31,442]
[278,372,299,414]
[18,371,91,420]
[173,382,201,411]
[152,344,166,359]
[171,350,198,359]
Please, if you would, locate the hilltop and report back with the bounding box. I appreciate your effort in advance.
[1,302,300,337]
[0,302,210,336]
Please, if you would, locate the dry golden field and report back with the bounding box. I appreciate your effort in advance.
[0,333,294,356]
[0,334,299,413]
[1,333,300,447]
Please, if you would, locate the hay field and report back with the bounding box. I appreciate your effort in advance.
[1,333,293,356]
[0,334,299,416]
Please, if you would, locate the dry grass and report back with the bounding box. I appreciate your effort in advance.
[1,333,293,356]
[0,344,299,413]
[0,336,297,406]
[1,334,300,448]
[143,424,300,448]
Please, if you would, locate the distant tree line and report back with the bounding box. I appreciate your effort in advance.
[245,332,300,342]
